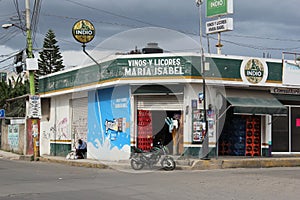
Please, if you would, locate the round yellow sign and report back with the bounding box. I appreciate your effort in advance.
[72,19,95,44]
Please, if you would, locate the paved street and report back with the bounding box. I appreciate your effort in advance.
[1,159,300,200]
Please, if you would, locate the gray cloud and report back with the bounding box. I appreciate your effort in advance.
[1,0,300,68]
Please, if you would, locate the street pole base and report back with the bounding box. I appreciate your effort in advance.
[201,155,211,160]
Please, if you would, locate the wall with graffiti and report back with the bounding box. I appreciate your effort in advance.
[88,86,131,160]
[40,94,72,155]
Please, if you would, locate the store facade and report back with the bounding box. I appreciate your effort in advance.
[39,52,296,160]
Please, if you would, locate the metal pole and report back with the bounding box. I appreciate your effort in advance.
[196,0,209,160]
[216,17,223,55]
[82,43,102,79]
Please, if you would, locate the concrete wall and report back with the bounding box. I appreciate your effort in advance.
[184,83,220,146]
[1,120,26,155]
[40,94,72,155]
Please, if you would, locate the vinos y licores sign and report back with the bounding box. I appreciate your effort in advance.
[206,0,233,18]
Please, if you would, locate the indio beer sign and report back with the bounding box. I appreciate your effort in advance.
[240,58,268,85]
[72,19,95,44]
[206,0,233,18]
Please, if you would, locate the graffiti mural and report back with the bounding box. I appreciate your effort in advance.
[72,117,87,142]
[88,86,131,160]
[46,117,70,140]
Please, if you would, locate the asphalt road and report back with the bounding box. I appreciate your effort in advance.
[1,158,300,200]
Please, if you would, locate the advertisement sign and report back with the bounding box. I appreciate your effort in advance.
[206,18,233,34]
[240,58,268,85]
[206,0,233,18]
[88,86,131,160]
[8,124,19,151]
[191,104,205,143]
[282,62,300,86]
[26,119,39,155]
[72,19,95,44]
[28,95,41,118]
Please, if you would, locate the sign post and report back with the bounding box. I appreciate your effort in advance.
[206,0,234,54]
[72,19,101,76]
[0,109,5,119]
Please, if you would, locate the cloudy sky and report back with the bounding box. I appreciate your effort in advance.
[1,0,300,71]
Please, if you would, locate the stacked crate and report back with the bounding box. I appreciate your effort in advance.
[219,136,231,155]
[245,116,261,156]
[231,118,246,156]
[137,110,153,151]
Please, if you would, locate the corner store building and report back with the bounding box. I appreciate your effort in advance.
[38,52,298,160]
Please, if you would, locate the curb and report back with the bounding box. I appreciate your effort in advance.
[222,158,300,169]
[2,150,300,171]
[38,157,110,169]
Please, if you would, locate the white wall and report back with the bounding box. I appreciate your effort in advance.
[184,83,222,147]
[40,94,72,155]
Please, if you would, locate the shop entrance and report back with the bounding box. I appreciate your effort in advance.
[219,114,261,156]
[137,110,183,155]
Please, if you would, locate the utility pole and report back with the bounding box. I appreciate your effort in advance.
[26,0,35,95]
[26,0,39,159]
[196,0,209,160]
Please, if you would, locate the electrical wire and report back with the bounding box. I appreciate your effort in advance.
[13,0,25,35]
[42,13,140,29]
[0,49,24,64]
[64,0,158,27]
[31,0,42,46]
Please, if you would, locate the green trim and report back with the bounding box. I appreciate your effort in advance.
[39,55,283,94]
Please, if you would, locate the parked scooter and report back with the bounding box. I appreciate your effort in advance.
[130,142,176,171]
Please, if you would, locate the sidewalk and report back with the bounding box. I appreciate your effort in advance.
[1,149,300,170]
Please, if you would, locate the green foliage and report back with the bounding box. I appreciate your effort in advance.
[0,75,29,117]
[38,29,65,76]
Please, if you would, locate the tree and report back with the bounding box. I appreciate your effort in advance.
[38,29,65,76]
[0,75,29,117]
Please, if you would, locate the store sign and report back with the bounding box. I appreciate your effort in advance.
[206,0,233,18]
[282,62,300,86]
[28,95,41,118]
[240,58,268,85]
[206,18,233,34]
[271,88,300,95]
[124,57,185,77]
[72,19,95,44]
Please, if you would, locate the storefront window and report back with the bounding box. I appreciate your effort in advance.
[272,114,289,152]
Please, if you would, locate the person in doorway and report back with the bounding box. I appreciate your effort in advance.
[76,139,87,159]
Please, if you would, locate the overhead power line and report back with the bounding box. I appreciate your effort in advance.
[65,0,158,27]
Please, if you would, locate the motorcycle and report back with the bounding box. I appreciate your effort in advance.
[130,142,176,171]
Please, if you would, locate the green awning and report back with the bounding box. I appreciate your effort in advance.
[225,89,287,115]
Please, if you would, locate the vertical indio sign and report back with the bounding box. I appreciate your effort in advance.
[206,0,233,18]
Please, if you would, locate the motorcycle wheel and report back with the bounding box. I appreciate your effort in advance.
[131,159,144,170]
[161,156,176,171]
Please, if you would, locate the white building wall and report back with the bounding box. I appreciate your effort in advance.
[184,83,222,147]
[40,94,72,155]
